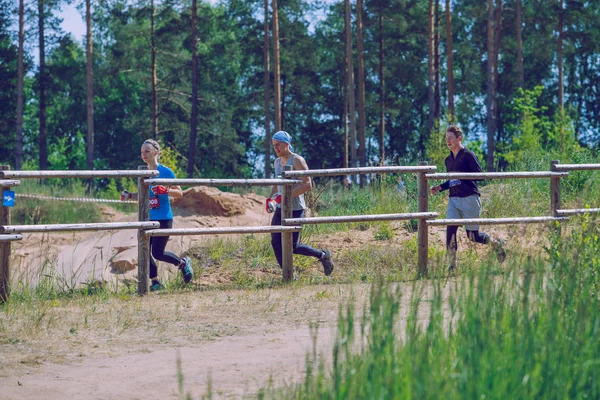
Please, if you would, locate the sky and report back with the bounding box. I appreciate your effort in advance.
[58,4,85,41]
[58,0,224,42]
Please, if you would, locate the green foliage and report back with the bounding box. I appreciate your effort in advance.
[374,222,394,241]
[263,245,600,399]
[158,143,186,179]
[502,86,580,168]
[11,180,105,224]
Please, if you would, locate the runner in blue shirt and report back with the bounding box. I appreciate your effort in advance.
[121,139,193,290]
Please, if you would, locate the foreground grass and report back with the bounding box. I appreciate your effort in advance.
[248,221,600,400]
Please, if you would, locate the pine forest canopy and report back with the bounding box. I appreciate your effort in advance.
[1,0,598,179]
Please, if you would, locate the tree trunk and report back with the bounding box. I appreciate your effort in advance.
[38,0,47,170]
[426,0,435,137]
[86,0,94,179]
[356,0,366,186]
[434,0,441,121]
[516,0,524,89]
[486,0,500,172]
[187,0,198,178]
[557,0,564,114]
[151,0,158,139]
[272,0,281,132]
[378,4,385,165]
[263,0,271,177]
[345,0,356,173]
[494,0,502,146]
[445,0,454,122]
[15,0,24,169]
[343,20,348,170]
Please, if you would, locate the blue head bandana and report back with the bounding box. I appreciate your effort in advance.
[272,130,294,152]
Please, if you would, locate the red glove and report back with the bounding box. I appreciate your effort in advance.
[265,193,282,213]
[152,185,169,195]
[120,190,132,202]
[266,198,275,213]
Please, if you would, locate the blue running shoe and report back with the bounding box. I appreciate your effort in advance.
[150,281,165,291]
[179,257,193,283]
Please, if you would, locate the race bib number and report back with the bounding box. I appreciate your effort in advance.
[449,179,462,187]
[149,196,160,210]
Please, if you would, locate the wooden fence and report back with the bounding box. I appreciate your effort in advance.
[0,167,305,299]
[1,160,600,301]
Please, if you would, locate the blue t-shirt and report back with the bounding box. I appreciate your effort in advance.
[149,164,175,220]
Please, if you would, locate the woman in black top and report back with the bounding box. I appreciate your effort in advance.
[430,125,506,271]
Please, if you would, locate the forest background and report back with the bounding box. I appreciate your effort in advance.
[0,0,599,184]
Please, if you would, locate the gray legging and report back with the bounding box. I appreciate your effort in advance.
[270,208,323,268]
[149,219,182,279]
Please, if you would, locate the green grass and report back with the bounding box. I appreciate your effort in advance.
[253,221,600,399]
[10,178,135,224]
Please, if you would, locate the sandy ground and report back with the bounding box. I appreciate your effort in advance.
[0,279,454,400]
[0,284,365,399]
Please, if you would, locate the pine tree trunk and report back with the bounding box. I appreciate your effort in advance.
[151,0,158,139]
[356,0,366,186]
[15,0,24,169]
[345,0,356,173]
[343,24,348,170]
[378,5,385,165]
[516,0,524,89]
[486,0,498,172]
[38,0,47,170]
[86,0,94,175]
[263,0,271,177]
[434,0,441,121]
[188,0,198,178]
[557,0,564,114]
[426,0,435,138]
[272,0,281,132]
[445,0,454,122]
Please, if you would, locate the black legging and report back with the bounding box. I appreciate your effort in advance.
[446,225,490,251]
[271,208,323,268]
[149,219,182,279]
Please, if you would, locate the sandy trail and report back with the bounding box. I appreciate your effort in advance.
[0,284,368,399]
[0,279,449,400]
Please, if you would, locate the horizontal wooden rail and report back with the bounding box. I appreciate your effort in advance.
[144,225,303,237]
[0,170,159,179]
[283,212,439,226]
[427,216,569,226]
[282,165,437,178]
[553,164,600,171]
[0,234,23,241]
[556,208,600,216]
[144,178,303,187]
[1,221,160,234]
[425,171,568,180]
[0,180,21,187]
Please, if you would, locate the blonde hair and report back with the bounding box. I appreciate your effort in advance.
[143,139,160,155]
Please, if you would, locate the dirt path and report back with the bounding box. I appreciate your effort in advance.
[0,284,372,399]
[0,279,450,399]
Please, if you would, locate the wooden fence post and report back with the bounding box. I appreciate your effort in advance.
[550,160,561,236]
[281,165,294,282]
[0,165,11,302]
[417,162,429,278]
[137,166,150,295]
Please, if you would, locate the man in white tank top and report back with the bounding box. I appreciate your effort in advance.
[267,131,334,276]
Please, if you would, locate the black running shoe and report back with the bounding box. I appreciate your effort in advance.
[320,250,334,276]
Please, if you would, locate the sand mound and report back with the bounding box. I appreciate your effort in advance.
[11,187,270,286]
[171,186,264,217]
